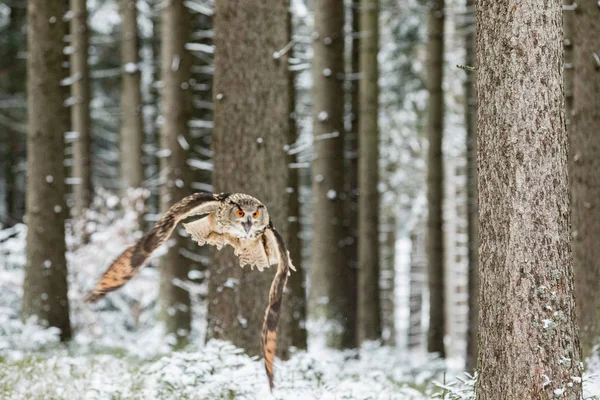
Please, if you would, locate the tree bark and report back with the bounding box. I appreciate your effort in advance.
[310,0,351,349]
[282,9,308,354]
[381,217,396,346]
[341,0,360,349]
[408,221,426,350]
[426,0,445,357]
[119,0,145,191]
[476,0,583,398]
[158,0,193,346]
[22,0,72,341]
[464,0,478,372]
[563,0,574,131]
[571,0,600,357]
[69,0,93,217]
[207,0,291,356]
[358,0,381,343]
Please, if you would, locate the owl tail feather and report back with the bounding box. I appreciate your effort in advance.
[261,228,292,390]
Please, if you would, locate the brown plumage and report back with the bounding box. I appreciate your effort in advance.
[84,191,294,389]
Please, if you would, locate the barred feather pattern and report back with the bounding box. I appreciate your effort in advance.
[84,191,222,302]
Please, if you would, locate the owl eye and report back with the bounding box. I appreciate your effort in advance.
[236,209,245,218]
[252,210,259,218]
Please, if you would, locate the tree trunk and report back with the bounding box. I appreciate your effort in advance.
[476,0,583,398]
[571,0,600,357]
[119,0,145,191]
[563,0,574,131]
[341,0,360,349]
[426,0,445,358]
[381,217,396,346]
[22,0,72,341]
[408,221,426,350]
[69,0,93,217]
[309,0,351,349]
[207,0,291,356]
[464,0,478,372]
[358,0,381,343]
[1,2,26,227]
[282,9,308,354]
[158,0,192,346]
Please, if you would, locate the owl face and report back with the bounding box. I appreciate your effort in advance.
[222,195,270,240]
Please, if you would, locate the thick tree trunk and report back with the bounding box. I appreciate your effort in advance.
[309,0,351,349]
[464,0,478,372]
[563,0,574,131]
[425,0,445,357]
[283,9,308,354]
[69,0,93,217]
[22,0,72,341]
[158,0,192,346]
[207,0,291,356]
[476,0,583,398]
[119,0,145,191]
[358,0,381,343]
[571,0,600,357]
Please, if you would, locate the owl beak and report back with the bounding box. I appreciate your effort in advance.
[242,220,252,234]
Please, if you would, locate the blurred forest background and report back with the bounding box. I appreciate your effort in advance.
[0,0,598,399]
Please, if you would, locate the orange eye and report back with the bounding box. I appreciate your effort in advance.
[252,210,259,218]
[236,209,245,218]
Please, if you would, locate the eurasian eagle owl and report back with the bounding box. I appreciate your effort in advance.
[84,191,294,390]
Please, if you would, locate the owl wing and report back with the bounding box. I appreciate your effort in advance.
[84,191,224,303]
[260,226,295,390]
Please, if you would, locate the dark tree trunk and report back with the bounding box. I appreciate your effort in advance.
[207,0,292,356]
[571,0,600,357]
[464,0,478,372]
[69,0,93,217]
[426,0,445,358]
[341,0,360,349]
[357,0,381,343]
[309,0,352,350]
[282,8,308,354]
[476,0,583,397]
[22,0,72,341]
[158,0,193,346]
[119,0,145,191]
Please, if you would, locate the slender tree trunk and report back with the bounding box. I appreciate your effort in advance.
[341,0,360,349]
[464,0,478,372]
[283,9,308,354]
[309,0,350,349]
[571,0,600,357]
[1,2,26,227]
[22,0,72,341]
[158,0,192,346]
[119,0,145,191]
[358,0,381,343]
[207,0,291,356]
[381,217,396,346]
[69,0,92,217]
[408,221,426,350]
[426,0,445,357]
[476,0,583,398]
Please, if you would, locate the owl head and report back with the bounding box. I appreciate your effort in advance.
[222,194,270,240]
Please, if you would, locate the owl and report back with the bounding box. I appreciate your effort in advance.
[84,191,295,390]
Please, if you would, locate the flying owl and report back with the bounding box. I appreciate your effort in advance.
[84,191,295,389]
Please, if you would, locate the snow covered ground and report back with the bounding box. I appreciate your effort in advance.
[0,193,599,399]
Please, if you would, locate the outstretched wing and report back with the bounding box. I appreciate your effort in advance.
[84,191,223,303]
[260,226,295,390]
